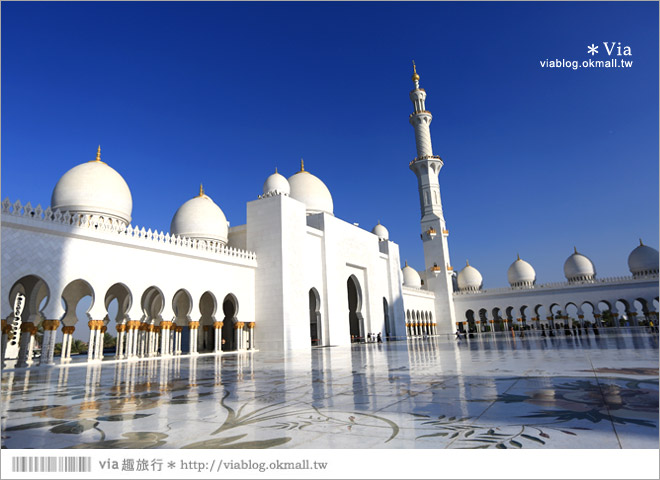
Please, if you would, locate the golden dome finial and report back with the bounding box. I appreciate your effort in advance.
[574,246,578,254]
[640,238,644,246]
[198,183,204,197]
[95,145,101,162]
[300,158,305,172]
[466,259,470,267]
[412,60,420,82]
[275,166,278,174]
[516,252,520,261]
[404,260,408,267]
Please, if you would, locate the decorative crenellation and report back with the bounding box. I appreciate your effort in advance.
[258,190,289,199]
[453,272,660,296]
[1,197,257,262]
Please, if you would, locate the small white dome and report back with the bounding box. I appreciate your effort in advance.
[457,261,483,292]
[288,162,333,215]
[402,262,422,288]
[170,186,228,244]
[262,169,290,196]
[51,147,132,226]
[507,256,536,287]
[563,248,596,282]
[372,221,389,241]
[628,240,659,277]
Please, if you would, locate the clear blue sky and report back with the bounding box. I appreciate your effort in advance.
[2,1,658,290]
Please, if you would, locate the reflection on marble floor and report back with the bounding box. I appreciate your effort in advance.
[1,331,658,449]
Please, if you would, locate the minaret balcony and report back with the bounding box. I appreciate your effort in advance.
[442,228,449,236]
[430,264,442,277]
[409,155,443,167]
[409,110,432,118]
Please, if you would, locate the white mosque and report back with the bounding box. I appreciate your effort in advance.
[1,66,658,368]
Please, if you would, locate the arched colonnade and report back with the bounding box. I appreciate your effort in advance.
[1,275,254,367]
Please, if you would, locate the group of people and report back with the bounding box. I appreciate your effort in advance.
[366,332,383,343]
[349,332,383,343]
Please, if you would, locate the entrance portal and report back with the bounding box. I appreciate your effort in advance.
[221,295,238,351]
[383,297,390,340]
[309,288,321,346]
[347,275,363,342]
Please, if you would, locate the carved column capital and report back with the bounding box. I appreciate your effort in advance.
[20,322,35,333]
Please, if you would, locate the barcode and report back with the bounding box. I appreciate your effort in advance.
[11,456,91,473]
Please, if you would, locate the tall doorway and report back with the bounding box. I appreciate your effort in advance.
[347,275,363,342]
[309,288,321,346]
[221,294,238,351]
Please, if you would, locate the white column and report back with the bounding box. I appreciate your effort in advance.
[1,323,8,365]
[27,333,35,365]
[39,329,52,365]
[87,322,98,362]
[248,323,255,350]
[41,322,59,365]
[60,331,71,363]
[213,322,222,353]
[189,322,199,355]
[16,323,34,368]
[125,326,134,358]
[96,327,105,360]
[115,327,124,359]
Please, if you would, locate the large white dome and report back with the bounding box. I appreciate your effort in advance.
[288,163,333,215]
[170,186,228,244]
[51,147,132,226]
[372,221,389,241]
[507,256,536,287]
[628,240,659,277]
[402,262,422,289]
[563,248,596,282]
[262,169,290,197]
[457,261,483,292]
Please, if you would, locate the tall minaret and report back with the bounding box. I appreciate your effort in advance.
[408,62,456,333]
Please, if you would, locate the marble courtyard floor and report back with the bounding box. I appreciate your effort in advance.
[1,330,658,449]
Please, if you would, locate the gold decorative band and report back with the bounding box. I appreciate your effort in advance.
[42,320,60,331]
[20,322,35,332]
[87,320,105,330]
[213,321,223,329]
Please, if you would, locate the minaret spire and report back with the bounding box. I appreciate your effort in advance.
[412,60,420,89]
